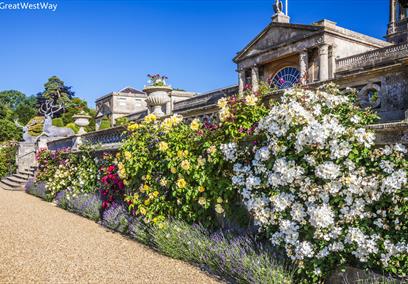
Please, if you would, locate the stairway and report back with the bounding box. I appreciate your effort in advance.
[0,166,36,191]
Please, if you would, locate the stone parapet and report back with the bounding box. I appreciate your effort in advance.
[336,42,408,74]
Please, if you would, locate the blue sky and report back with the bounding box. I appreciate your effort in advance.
[0,0,389,107]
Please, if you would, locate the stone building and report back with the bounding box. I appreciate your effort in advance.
[97,0,408,127]
[95,86,196,129]
[46,0,408,152]
[233,0,408,122]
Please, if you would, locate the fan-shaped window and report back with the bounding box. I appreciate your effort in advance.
[271,67,301,89]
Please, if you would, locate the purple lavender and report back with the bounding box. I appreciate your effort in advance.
[55,190,101,221]
[101,202,130,233]
[26,181,49,200]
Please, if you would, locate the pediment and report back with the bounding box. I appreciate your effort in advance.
[234,23,321,62]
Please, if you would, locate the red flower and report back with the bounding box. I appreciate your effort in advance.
[107,165,116,173]
[102,201,109,209]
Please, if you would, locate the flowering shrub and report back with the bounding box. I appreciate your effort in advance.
[120,85,273,227]
[121,114,231,226]
[0,143,17,178]
[97,153,125,209]
[223,84,408,282]
[35,148,70,183]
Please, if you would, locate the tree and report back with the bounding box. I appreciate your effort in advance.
[15,96,37,125]
[0,119,21,142]
[36,76,75,117]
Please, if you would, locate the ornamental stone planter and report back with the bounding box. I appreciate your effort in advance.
[73,112,92,135]
[143,85,172,117]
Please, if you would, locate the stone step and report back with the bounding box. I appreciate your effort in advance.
[0,181,14,190]
[1,178,23,188]
[14,173,30,180]
[0,180,23,191]
[8,175,28,183]
[19,171,34,177]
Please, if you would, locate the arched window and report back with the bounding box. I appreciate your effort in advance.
[271,67,301,89]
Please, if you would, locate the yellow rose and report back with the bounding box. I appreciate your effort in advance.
[144,199,150,206]
[177,150,184,158]
[177,178,187,189]
[217,197,223,203]
[219,108,231,122]
[127,123,140,131]
[198,197,206,206]
[181,160,190,171]
[197,156,206,167]
[245,94,258,106]
[140,184,150,193]
[158,141,169,152]
[153,191,159,198]
[190,119,201,131]
[170,167,177,174]
[139,207,147,215]
[144,114,157,123]
[217,98,228,109]
[207,145,217,155]
[198,186,205,193]
[160,178,168,186]
[124,151,132,160]
[215,204,225,214]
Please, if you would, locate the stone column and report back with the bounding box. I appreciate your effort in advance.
[299,50,308,84]
[238,70,245,94]
[390,0,396,24]
[251,66,259,93]
[319,44,329,82]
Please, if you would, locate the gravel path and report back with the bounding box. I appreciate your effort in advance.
[0,190,221,284]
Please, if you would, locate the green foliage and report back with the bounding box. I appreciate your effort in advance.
[115,117,129,126]
[0,143,17,178]
[66,122,79,134]
[52,118,64,127]
[99,116,111,130]
[0,119,21,142]
[27,116,45,137]
[61,98,96,132]
[14,96,37,125]
[0,90,37,141]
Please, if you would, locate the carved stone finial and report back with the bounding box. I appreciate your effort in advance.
[273,0,283,13]
[272,0,290,23]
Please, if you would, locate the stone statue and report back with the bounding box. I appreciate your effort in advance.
[14,120,34,143]
[39,99,74,138]
[273,0,284,14]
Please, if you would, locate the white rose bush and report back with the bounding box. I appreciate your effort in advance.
[221,84,408,282]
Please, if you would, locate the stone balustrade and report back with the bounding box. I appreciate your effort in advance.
[47,126,128,152]
[336,42,408,73]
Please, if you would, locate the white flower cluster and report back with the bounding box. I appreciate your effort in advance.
[224,86,408,275]
[220,143,238,162]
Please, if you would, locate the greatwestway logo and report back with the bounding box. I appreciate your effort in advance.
[0,2,58,11]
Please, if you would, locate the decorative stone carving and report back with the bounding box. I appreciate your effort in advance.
[39,99,75,138]
[358,83,382,109]
[143,74,173,117]
[73,112,92,135]
[14,120,34,143]
[144,86,172,117]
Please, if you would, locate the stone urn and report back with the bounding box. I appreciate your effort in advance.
[73,112,92,135]
[143,85,172,117]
